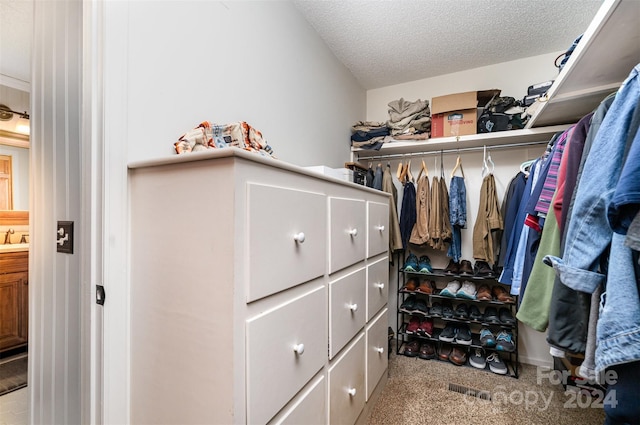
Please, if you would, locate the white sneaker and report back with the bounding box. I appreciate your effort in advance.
[456,280,477,300]
[439,280,460,297]
[486,353,508,375]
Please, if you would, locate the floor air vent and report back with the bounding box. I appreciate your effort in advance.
[447,383,492,400]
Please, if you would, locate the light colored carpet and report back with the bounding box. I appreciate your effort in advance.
[367,349,605,425]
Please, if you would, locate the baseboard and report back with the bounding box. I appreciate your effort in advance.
[519,354,553,369]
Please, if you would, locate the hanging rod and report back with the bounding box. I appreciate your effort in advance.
[355,140,548,162]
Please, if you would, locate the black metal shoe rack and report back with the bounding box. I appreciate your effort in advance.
[395,252,520,378]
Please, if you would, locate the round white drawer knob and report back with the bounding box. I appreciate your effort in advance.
[293,232,306,243]
[374,282,385,290]
[376,225,385,232]
[376,347,385,354]
[293,343,305,355]
[348,228,358,237]
[347,388,357,397]
[348,303,358,312]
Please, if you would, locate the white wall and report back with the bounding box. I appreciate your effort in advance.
[101,1,366,423]
[366,53,563,368]
[125,0,365,168]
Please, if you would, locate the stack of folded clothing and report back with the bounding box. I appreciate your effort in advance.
[174,121,275,158]
[386,98,431,138]
[350,121,391,150]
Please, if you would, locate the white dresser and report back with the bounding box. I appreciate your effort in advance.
[128,149,390,425]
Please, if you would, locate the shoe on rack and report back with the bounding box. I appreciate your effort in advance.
[476,284,493,301]
[499,307,516,325]
[417,279,435,294]
[474,260,495,278]
[404,340,420,357]
[430,302,442,317]
[449,347,468,366]
[403,277,418,292]
[418,318,434,338]
[486,352,508,375]
[400,295,417,313]
[483,306,501,324]
[403,253,419,272]
[419,342,436,360]
[440,280,461,297]
[468,304,483,321]
[492,285,515,303]
[442,301,455,318]
[418,255,433,273]
[455,324,472,345]
[480,328,496,348]
[439,324,457,342]
[412,299,429,316]
[444,259,460,275]
[454,303,469,319]
[438,343,453,361]
[496,330,515,352]
[459,260,474,276]
[469,348,487,369]
[456,280,477,300]
[406,316,421,334]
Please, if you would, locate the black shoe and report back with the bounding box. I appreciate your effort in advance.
[412,299,429,316]
[483,306,500,324]
[454,303,469,319]
[455,324,472,345]
[499,307,516,325]
[469,304,483,321]
[400,295,417,313]
[439,324,457,342]
[474,260,495,278]
[430,302,443,317]
[442,301,454,318]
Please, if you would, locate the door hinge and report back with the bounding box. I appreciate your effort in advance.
[96,285,106,306]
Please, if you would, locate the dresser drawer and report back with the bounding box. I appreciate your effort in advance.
[366,308,388,401]
[246,286,327,424]
[366,256,388,322]
[270,375,326,425]
[329,267,366,359]
[329,197,366,273]
[367,201,389,258]
[247,183,327,302]
[328,332,366,425]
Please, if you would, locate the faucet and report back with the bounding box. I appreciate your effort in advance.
[20,233,28,244]
[4,228,14,244]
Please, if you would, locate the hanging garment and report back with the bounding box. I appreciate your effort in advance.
[609,124,640,233]
[365,166,375,188]
[472,173,503,265]
[447,176,467,262]
[544,64,640,375]
[438,176,452,251]
[546,94,615,354]
[382,165,403,254]
[626,211,640,251]
[409,174,431,245]
[399,181,417,250]
[372,164,383,190]
[428,176,442,249]
[497,172,527,270]
[517,190,562,331]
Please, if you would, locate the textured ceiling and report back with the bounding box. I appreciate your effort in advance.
[0,0,32,84]
[0,0,604,90]
[293,0,603,89]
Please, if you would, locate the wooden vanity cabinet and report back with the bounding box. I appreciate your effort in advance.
[0,250,29,352]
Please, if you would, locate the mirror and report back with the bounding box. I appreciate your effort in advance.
[0,136,29,211]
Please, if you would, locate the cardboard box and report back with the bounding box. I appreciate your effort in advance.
[431,89,501,138]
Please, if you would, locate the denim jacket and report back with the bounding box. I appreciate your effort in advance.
[544,64,640,376]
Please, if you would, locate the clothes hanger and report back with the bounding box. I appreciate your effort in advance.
[520,159,535,175]
[450,153,465,178]
[482,145,489,177]
[396,161,404,180]
[406,159,414,183]
[417,157,428,181]
[440,150,445,179]
[486,148,495,175]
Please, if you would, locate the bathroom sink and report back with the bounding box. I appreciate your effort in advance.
[0,243,29,253]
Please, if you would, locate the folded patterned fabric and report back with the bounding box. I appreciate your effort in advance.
[174,121,275,157]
